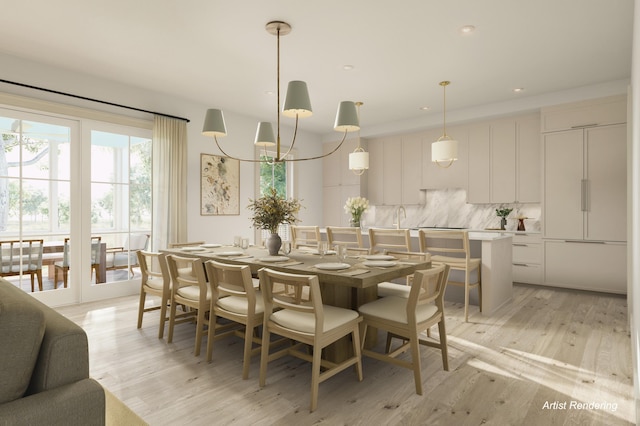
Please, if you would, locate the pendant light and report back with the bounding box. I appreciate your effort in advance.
[348,102,369,175]
[432,80,458,168]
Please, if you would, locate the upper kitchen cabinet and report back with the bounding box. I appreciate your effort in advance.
[540,95,626,132]
[421,125,468,190]
[543,123,627,242]
[367,136,405,205]
[401,133,423,205]
[467,114,540,204]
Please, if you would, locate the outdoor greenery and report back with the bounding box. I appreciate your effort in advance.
[259,155,287,197]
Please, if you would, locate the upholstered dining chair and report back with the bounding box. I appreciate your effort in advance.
[326,226,364,249]
[368,228,411,254]
[54,236,102,287]
[204,260,265,379]
[376,250,432,298]
[106,234,149,278]
[290,225,321,249]
[0,239,44,292]
[358,263,450,395]
[136,251,171,338]
[419,230,481,322]
[258,267,363,412]
[166,254,211,356]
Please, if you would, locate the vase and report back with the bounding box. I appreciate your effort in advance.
[517,218,526,231]
[350,219,361,228]
[500,217,507,230]
[266,233,282,256]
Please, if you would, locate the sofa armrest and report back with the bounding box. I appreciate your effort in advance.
[0,378,105,426]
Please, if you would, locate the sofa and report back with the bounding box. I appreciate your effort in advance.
[0,279,105,425]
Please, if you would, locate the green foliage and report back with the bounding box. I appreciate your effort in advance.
[496,207,513,218]
[247,187,301,234]
[259,156,287,197]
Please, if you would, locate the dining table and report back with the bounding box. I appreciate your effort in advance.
[161,244,432,361]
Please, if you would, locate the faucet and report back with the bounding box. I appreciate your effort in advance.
[393,205,406,229]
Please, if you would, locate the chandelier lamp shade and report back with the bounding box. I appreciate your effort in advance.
[432,80,458,168]
[202,21,360,163]
[348,102,369,175]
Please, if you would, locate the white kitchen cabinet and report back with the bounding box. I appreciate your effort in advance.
[382,137,402,205]
[543,124,626,242]
[511,233,542,284]
[421,125,468,190]
[322,184,361,227]
[544,240,626,294]
[467,114,540,204]
[540,95,626,133]
[367,135,420,206]
[401,133,423,205]
[366,138,384,205]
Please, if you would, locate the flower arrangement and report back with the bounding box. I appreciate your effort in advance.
[344,196,369,226]
[495,208,513,219]
[247,188,301,234]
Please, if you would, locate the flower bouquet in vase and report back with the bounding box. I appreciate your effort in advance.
[344,196,369,228]
[248,188,301,255]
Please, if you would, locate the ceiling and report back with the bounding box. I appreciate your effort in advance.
[0,0,633,137]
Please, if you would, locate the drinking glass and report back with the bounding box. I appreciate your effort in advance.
[335,244,347,263]
[233,236,241,247]
[241,238,249,250]
[282,241,292,255]
[317,241,328,259]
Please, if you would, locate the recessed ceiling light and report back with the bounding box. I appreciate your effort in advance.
[460,25,475,34]
[513,87,525,93]
[264,90,275,95]
[343,65,355,71]
[420,106,430,111]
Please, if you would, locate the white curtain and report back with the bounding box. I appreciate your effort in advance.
[152,115,187,251]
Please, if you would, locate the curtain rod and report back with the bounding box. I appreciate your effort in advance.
[0,78,190,123]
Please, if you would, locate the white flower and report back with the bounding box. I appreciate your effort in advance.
[344,196,369,220]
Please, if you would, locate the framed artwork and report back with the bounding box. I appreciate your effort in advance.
[200,154,240,215]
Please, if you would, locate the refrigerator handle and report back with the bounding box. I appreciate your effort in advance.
[581,179,587,212]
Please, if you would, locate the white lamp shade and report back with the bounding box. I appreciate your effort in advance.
[349,151,369,170]
[431,139,458,163]
[334,101,360,132]
[254,122,276,146]
[282,81,313,118]
[202,109,227,137]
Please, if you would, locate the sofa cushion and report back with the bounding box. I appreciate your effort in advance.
[0,283,45,404]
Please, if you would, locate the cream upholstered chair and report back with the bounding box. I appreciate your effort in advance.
[136,251,171,338]
[0,239,44,292]
[106,233,149,277]
[168,241,205,248]
[377,250,431,298]
[419,230,481,322]
[166,254,211,356]
[54,236,102,287]
[290,225,321,249]
[358,263,450,395]
[368,228,411,254]
[258,268,363,412]
[326,226,364,249]
[204,260,265,379]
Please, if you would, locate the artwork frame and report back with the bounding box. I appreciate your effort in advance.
[200,153,240,215]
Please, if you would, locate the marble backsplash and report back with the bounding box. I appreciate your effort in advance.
[361,189,541,232]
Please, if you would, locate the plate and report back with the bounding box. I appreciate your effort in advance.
[364,254,395,261]
[363,260,398,267]
[201,243,222,248]
[258,256,290,262]
[314,262,351,270]
[181,247,206,252]
[215,251,244,256]
[310,250,337,255]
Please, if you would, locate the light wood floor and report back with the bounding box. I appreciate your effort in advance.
[55,284,634,425]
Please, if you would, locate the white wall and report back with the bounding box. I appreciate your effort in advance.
[0,52,324,245]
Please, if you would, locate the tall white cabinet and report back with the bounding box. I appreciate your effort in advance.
[541,95,627,293]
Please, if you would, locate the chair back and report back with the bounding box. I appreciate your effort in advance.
[0,239,44,272]
[290,226,321,249]
[126,234,149,251]
[407,263,450,321]
[326,226,363,248]
[418,230,471,262]
[368,228,411,254]
[205,260,257,310]
[168,241,205,248]
[383,250,431,285]
[166,254,207,298]
[90,236,102,265]
[61,237,71,267]
[137,250,170,291]
[258,268,324,334]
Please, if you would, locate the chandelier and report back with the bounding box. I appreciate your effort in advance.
[431,80,458,168]
[202,21,360,163]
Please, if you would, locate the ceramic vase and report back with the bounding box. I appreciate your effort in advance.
[266,233,282,256]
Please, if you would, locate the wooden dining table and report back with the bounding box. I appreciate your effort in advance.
[161,244,431,361]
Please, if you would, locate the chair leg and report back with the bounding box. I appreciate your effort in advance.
[438,319,449,371]
[351,326,363,381]
[30,272,35,292]
[259,327,271,387]
[310,345,322,412]
[477,268,483,313]
[464,279,470,322]
[167,299,178,343]
[37,270,43,291]
[158,297,169,339]
[410,331,423,395]
[206,313,217,363]
[194,308,206,356]
[242,321,254,380]
[63,268,68,288]
[137,290,146,329]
